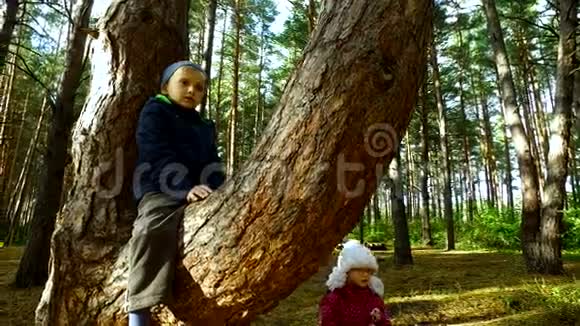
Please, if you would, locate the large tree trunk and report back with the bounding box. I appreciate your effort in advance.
[390,148,413,266]
[0,0,18,71]
[482,0,542,271]
[538,0,577,275]
[431,43,454,250]
[36,0,432,324]
[419,86,432,246]
[200,0,218,118]
[14,0,93,288]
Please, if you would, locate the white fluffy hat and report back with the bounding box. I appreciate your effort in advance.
[325,240,384,297]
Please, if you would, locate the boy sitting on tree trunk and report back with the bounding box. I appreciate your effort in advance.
[127,61,225,326]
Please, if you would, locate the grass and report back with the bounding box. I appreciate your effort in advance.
[0,246,43,326]
[1,247,579,325]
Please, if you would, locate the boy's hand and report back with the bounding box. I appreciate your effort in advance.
[187,185,213,203]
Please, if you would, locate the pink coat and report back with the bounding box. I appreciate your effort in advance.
[318,283,392,326]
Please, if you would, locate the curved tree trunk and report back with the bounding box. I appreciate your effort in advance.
[36,0,433,324]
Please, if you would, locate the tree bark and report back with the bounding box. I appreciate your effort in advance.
[14,0,93,288]
[307,0,317,34]
[0,0,18,71]
[431,43,454,250]
[482,0,541,271]
[419,86,432,246]
[36,0,432,324]
[200,0,218,118]
[538,0,577,275]
[390,148,413,266]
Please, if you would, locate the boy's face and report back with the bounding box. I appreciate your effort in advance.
[347,268,375,288]
[162,67,206,110]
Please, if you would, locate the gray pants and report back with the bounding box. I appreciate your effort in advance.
[127,192,185,312]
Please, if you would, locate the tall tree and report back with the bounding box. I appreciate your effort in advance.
[36,0,433,323]
[0,0,19,70]
[12,0,93,288]
[481,0,542,272]
[200,0,218,118]
[538,0,577,274]
[419,86,432,246]
[227,0,243,176]
[431,43,455,250]
[391,148,413,265]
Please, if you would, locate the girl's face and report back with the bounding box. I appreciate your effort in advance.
[162,67,206,110]
[347,268,375,288]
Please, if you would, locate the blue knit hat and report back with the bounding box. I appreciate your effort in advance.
[160,61,207,88]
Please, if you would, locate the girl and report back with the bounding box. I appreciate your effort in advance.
[319,240,392,325]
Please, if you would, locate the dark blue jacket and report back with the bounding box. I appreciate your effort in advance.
[133,95,225,203]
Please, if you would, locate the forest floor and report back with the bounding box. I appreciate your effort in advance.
[1,247,579,325]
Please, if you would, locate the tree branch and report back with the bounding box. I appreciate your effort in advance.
[501,14,559,38]
[7,50,56,108]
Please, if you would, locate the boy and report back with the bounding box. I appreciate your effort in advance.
[128,61,225,325]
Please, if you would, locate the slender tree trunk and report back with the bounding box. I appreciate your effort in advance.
[494,77,515,213]
[200,0,218,118]
[14,0,94,288]
[5,91,29,203]
[456,29,475,221]
[36,1,433,324]
[530,65,550,167]
[419,87,432,245]
[0,0,18,71]
[538,0,577,275]
[227,0,243,176]
[482,0,542,272]
[0,50,16,208]
[254,24,266,148]
[569,143,577,203]
[7,99,46,246]
[214,8,229,139]
[431,43,454,250]
[405,133,414,219]
[390,148,413,265]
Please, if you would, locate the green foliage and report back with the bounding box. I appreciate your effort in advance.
[457,208,521,250]
[563,207,580,251]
